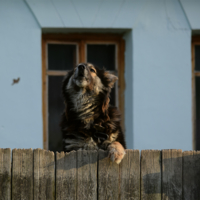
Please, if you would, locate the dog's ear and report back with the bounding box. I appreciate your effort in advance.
[104,72,118,88]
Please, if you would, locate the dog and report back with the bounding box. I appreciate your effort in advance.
[60,63,126,164]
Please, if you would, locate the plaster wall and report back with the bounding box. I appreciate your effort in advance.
[132,1,192,150]
[0,0,42,149]
[180,0,200,30]
[0,0,196,150]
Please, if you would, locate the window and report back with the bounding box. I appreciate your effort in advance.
[42,34,125,151]
[192,36,200,150]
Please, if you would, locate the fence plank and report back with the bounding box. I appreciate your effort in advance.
[34,149,55,200]
[12,149,33,200]
[56,151,76,200]
[141,150,161,200]
[162,149,182,200]
[183,151,200,200]
[0,148,11,200]
[120,149,140,200]
[98,150,119,200]
[77,150,97,200]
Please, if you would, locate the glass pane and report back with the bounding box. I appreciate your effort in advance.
[195,45,200,71]
[87,44,115,70]
[48,76,65,152]
[196,77,200,150]
[48,44,76,70]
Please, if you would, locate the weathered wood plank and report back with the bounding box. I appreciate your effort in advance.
[56,151,76,200]
[12,149,33,200]
[98,150,119,200]
[34,149,55,200]
[0,148,11,200]
[183,151,200,200]
[162,149,182,200]
[141,150,161,200]
[77,150,97,200]
[120,149,140,200]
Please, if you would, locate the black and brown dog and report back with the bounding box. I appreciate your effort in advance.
[60,63,126,164]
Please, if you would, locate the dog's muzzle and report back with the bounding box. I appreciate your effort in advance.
[78,64,86,77]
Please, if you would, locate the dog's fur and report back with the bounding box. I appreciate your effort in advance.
[60,63,126,164]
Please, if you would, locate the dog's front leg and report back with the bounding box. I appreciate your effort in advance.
[107,141,125,164]
[83,137,99,150]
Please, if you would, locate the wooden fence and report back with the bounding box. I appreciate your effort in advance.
[0,149,200,200]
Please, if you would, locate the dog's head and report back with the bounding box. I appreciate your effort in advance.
[65,63,117,92]
[62,63,118,119]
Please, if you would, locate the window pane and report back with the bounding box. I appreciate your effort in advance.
[195,45,200,71]
[87,44,115,70]
[48,44,76,70]
[48,76,64,152]
[196,77,200,150]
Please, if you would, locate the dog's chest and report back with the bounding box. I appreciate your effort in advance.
[70,91,98,118]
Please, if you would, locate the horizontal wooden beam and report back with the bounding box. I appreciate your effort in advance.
[46,70,68,76]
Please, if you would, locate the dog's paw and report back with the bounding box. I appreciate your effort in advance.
[83,137,99,150]
[108,141,125,164]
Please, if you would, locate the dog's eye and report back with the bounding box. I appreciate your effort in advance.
[90,68,96,73]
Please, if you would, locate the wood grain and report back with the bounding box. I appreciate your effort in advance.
[141,150,161,200]
[162,149,182,200]
[120,149,140,200]
[0,148,11,200]
[42,33,123,41]
[98,150,119,200]
[56,151,77,200]
[12,149,33,200]
[34,149,55,200]
[77,150,97,200]
[183,151,200,200]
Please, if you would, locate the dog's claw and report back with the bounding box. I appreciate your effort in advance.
[108,141,125,164]
[108,152,116,162]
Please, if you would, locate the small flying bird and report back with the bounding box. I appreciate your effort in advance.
[12,77,20,85]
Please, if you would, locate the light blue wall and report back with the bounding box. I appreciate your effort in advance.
[123,31,134,149]
[1,0,199,150]
[133,2,192,150]
[0,0,42,149]
[180,0,200,30]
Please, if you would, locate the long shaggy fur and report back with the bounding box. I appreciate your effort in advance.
[60,63,126,154]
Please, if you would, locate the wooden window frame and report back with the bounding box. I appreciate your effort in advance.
[192,36,200,150]
[42,33,125,150]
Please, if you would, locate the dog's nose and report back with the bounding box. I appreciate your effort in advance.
[78,65,85,70]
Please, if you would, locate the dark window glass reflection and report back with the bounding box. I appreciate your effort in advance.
[195,46,200,71]
[196,77,200,150]
[87,44,115,70]
[48,44,76,70]
[48,76,64,152]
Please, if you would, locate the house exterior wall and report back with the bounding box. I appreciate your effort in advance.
[0,0,199,150]
[0,0,42,149]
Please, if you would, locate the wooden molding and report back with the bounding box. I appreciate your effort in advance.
[42,33,125,150]
[192,36,200,43]
[191,36,200,150]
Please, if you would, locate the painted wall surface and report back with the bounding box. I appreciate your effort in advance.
[0,0,42,149]
[180,0,200,30]
[0,0,197,150]
[132,3,191,150]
